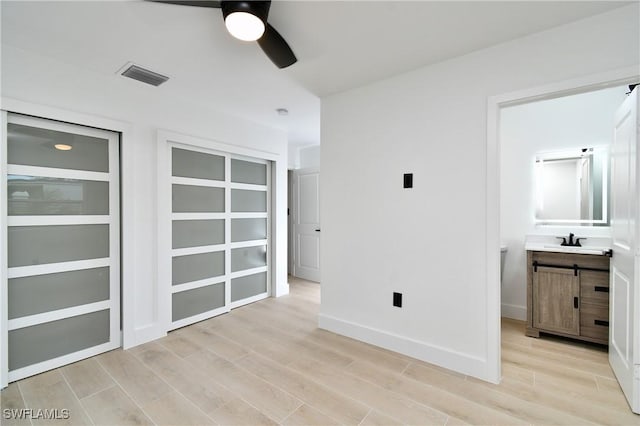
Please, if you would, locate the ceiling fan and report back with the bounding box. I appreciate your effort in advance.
[150,0,297,69]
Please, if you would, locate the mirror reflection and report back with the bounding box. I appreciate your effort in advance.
[535,147,608,225]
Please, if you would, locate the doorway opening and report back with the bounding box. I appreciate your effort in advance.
[488,67,639,412]
[500,85,628,323]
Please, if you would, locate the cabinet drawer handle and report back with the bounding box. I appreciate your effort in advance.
[573,297,579,309]
[594,286,609,293]
[594,319,609,327]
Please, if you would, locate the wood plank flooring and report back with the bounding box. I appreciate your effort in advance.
[2,276,638,425]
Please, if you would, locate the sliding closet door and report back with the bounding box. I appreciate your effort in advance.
[4,113,120,382]
[229,158,269,307]
[168,144,270,330]
[170,147,227,328]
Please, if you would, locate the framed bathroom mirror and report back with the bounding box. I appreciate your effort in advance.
[534,146,609,225]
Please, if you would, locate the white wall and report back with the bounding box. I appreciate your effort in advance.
[288,144,321,170]
[288,144,301,169]
[299,145,321,169]
[1,44,289,348]
[320,4,639,381]
[500,86,626,320]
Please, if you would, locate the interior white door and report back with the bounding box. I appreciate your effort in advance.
[294,169,320,282]
[609,87,639,413]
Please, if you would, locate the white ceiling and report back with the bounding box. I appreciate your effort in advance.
[1,1,632,148]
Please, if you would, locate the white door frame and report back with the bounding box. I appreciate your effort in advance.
[288,170,295,276]
[0,98,134,388]
[485,66,640,384]
[0,111,7,388]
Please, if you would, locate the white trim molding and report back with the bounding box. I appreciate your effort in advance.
[319,314,488,379]
[1,111,8,388]
[501,304,527,321]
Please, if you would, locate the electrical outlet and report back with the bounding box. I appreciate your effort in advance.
[403,173,413,188]
[393,292,402,307]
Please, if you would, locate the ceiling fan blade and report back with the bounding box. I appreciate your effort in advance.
[148,0,221,8]
[257,23,297,69]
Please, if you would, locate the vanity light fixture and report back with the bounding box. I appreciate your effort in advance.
[222,1,268,42]
[54,144,73,151]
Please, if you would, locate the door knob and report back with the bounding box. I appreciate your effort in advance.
[315,229,321,232]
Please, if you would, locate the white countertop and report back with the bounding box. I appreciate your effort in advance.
[524,234,612,256]
[524,243,611,255]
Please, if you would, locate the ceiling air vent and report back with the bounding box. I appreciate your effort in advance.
[120,63,169,87]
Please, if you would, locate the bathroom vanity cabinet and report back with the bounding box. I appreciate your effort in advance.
[526,250,610,345]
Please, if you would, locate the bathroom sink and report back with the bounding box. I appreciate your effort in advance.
[542,245,609,255]
[525,235,612,256]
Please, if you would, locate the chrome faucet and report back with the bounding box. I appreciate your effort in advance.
[556,233,586,247]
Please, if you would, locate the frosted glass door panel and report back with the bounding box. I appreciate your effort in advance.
[172,251,224,285]
[8,267,109,319]
[231,245,267,272]
[172,219,224,249]
[231,272,267,302]
[231,159,267,185]
[8,175,109,215]
[231,218,267,242]
[8,224,109,267]
[231,189,266,212]
[172,185,224,213]
[7,123,109,172]
[172,148,224,181]
[8,310,110,371]
[172,283,225,321]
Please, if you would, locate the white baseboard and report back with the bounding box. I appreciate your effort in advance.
[318,313,491,381]
[126,324,166,350]
[274,279,290,297]
[501,303,526,321]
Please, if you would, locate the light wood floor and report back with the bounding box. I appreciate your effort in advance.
[2,276,638,425]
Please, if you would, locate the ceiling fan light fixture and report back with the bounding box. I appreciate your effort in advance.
[221,1,270,41]
[225,11,265,41]
[151,1,296,68]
